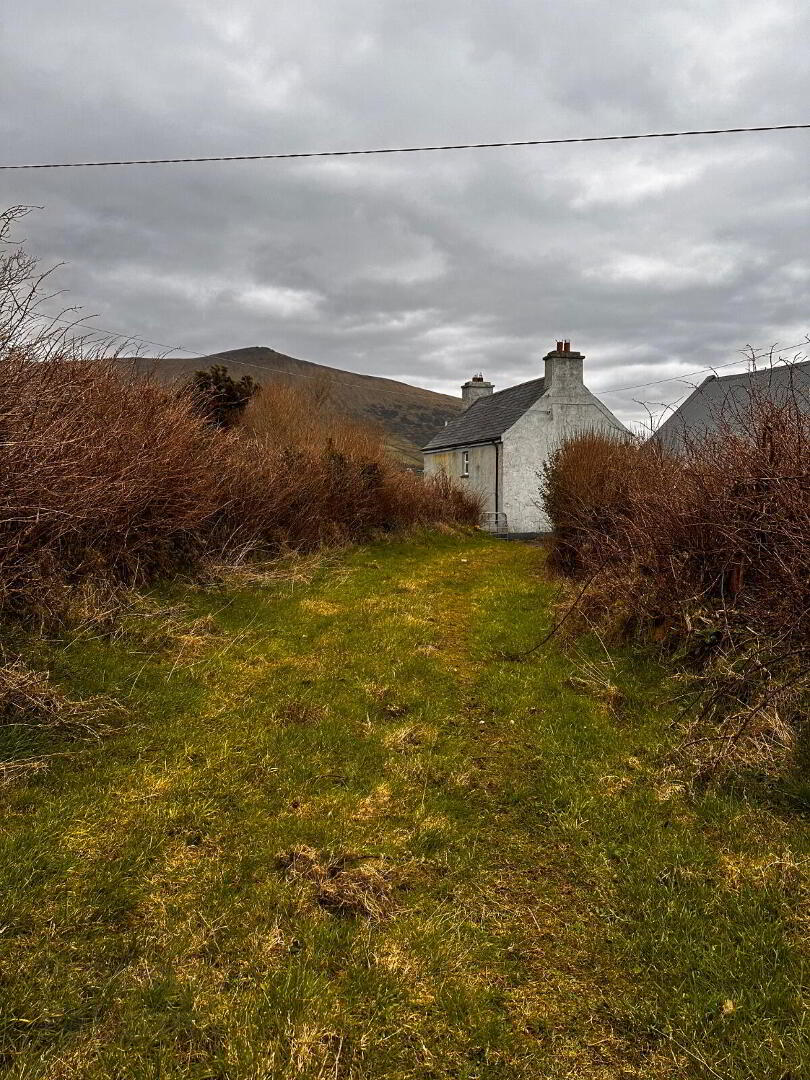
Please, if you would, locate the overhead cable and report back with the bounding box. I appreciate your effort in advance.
[2,123,808,171]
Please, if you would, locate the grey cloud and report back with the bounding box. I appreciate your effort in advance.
[1,0,808,425]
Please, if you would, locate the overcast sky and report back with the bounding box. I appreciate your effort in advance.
[2,0,808,424]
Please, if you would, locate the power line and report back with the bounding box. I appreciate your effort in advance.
[31,307,808,404]
[2,123,809,171]
[595,344,809,395]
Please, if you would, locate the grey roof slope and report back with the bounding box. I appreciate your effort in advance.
[655,360,810,452]
[422,377,546,451]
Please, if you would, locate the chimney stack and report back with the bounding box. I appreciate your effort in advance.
[543,341,584,393]
[461,372,494,409]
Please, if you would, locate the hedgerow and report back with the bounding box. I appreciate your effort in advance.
[541,373,809,775]
[0,207,480,624]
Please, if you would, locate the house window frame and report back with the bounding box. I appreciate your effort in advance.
[460,449,469,478]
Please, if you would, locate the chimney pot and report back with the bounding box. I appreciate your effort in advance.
[543,342,584,392]
[461,372,494,409]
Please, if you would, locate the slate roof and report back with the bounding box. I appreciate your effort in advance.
[654,359,810,452]
[422,377,546,451]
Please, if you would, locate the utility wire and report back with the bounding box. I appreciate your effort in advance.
[597,344,809,394]
[31,307,809,403]
[2,123,809,171]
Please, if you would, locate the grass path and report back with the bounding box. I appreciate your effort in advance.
[2,532,809,1078]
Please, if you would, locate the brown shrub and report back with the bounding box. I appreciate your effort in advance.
[0,360,478,619]
[230,379,482,549]
[541,372,810,774]
[541,431,671,576]
[0,356,228,616]
[0,207,480,621]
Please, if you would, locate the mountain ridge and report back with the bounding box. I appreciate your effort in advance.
[126,346,463,466]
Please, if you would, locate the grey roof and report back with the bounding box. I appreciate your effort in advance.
[654,359,810,452]
[422,377,546,451]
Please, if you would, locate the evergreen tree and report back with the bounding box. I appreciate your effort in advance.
[187,365,259,428]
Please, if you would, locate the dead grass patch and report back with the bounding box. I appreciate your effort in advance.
[351,781,393,821]
[0,656,121,775]
[566,653,625,715]
[597,773,634,796]
[57,586,222,667]
[718,849,808,895]
[366,683,412,718]
[276,845,402,920]
[415,643,440,656]
[298,598,341,616]
[372,939,421,979]
[202,549,340,592]
[276,700,328,727]
[124,608,219,661]
[383,724,435,751]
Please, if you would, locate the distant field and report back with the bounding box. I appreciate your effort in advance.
[2,533,809,1078]
[125,347,463,467]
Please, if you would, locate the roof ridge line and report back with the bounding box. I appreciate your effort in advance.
[710,357,810,383]
[485,374,545,398]
[421,374,548,452]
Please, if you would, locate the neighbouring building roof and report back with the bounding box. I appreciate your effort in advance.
[422,377,546,451]
[654,359,810,452]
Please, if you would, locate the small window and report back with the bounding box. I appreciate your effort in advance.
[460,450,469,478]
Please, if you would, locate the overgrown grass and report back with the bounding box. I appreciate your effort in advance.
[1,533,809,1078]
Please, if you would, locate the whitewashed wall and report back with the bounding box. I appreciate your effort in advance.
[501,389,627,532]
[423,443,498,517]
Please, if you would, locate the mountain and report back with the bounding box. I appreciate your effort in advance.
[126,347,461,467]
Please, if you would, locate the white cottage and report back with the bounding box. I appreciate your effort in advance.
[422,341,627,534]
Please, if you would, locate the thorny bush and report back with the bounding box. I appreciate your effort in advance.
[541,366,810,777]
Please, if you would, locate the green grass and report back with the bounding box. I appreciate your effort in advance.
[1,532,808,1078]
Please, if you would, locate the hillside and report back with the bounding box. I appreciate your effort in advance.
[127,347,462,467]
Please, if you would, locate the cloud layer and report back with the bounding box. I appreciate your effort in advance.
[2,0,808,423]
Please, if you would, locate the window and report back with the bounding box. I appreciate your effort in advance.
[460,450,469,478]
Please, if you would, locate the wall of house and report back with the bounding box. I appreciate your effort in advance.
[423,443,498,518]
[501,390,627,533]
